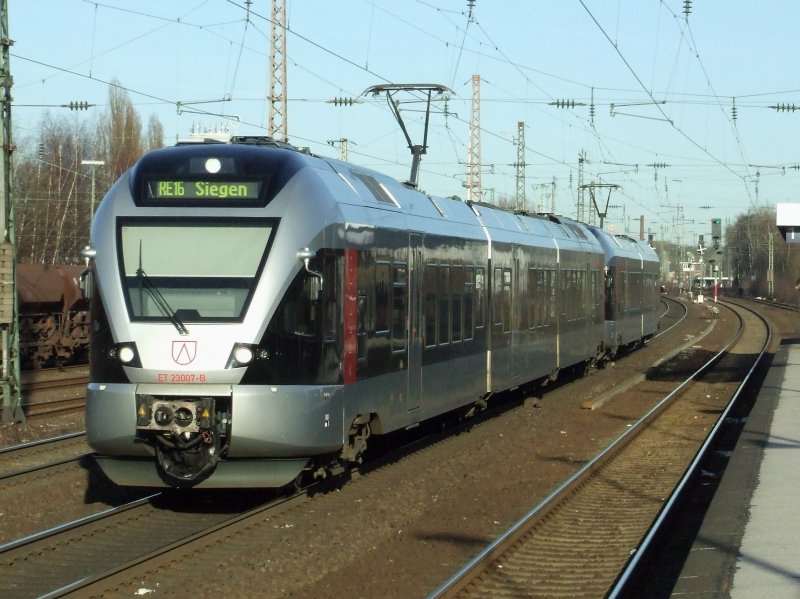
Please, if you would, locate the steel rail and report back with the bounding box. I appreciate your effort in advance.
[428,301,746,598]
[606,300,772,597]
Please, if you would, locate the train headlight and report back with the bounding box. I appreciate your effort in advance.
[227,343,266,368]
[234,346,254,365]
[107,342,141,367]
[118,345,136,364]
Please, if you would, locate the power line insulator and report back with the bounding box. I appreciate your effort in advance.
[329,97,358,107]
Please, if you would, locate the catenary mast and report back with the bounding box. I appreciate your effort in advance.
[0,0,22,422]
[268,0,287,141]
[467,74,482,203]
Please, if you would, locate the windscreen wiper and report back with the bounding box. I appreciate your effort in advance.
[137,241,189,335]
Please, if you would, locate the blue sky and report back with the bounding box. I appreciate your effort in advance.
[10,1,800,245]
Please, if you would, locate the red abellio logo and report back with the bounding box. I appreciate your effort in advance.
[172,341,197,365]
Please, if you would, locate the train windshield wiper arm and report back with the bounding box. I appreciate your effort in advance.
[136,267,189,336]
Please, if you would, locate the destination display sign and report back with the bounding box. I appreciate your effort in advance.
[147,180,261,201]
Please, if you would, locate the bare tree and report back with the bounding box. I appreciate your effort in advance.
[14,78,164,265]
[96,79,143,181]
[145,114,165,152]
[15,114,93,264]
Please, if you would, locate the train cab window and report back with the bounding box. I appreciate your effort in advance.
[119,220,272,323]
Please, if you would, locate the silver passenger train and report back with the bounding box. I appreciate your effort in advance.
[83,136,660,488]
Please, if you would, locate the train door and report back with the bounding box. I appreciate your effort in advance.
[407,233,423,413]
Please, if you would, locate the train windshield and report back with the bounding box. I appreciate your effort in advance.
[118,220,274,322]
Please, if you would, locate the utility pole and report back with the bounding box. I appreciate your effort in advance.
[81,159,105,223]
[768,231,774,300]
[268,0,287,141]
[0,0,22,422]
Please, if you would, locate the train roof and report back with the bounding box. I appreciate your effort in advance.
[127,137,612,251]
[586,226,659,263]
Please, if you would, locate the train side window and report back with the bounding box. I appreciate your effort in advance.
[537,268,545,327]
[391,263,407,352]
[526,268,535,330]
[564,270,572,320]
[622,271,628,308]
[357,294,367,360]
[452,265,464,343]
[464,266,474,341]
[375,261,390,334]
[493,267,503,328]
[519,262,529,332]
[502,268,512,333]
[424,263,438,348]
[475,267,486,330]
[548,269,557,320]
[438,265,450,345]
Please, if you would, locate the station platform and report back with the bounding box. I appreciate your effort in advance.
[671,339,800,597]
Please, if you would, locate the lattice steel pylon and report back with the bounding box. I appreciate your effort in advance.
[0,0,22,422]
[268,0,287,142]
[467,74,482,203]
[577,150,586,222]
[514,121,526,211]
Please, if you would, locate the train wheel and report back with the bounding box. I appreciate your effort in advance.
[282,471,305,496]
[341,420,371,465]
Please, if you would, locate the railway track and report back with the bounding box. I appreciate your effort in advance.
[0,489,298,599]
[19,365,88,418]
[0,432,89,481]
[430,300,769,598]
[0,297,733,598]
